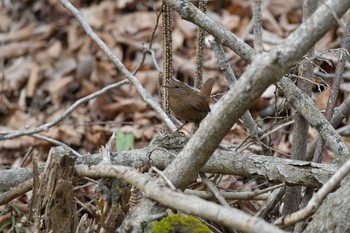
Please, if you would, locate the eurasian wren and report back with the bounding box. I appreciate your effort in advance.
[162,78,215,127]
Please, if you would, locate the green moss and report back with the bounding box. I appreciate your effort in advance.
[150,214,211,233]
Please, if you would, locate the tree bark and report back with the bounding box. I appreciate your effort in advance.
[303,175,350,233]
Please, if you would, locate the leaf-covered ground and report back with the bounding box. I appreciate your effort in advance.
[1,0,349,231]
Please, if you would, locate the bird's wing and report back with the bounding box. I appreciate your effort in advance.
[191,97,210,113]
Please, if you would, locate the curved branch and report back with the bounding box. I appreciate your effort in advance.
[0,80,129,140]
[75,164,287,233]
[0,149,337,193]
[60,0,176,132]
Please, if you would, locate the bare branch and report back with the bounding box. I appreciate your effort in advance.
[209,39,271,154]
[252,0,263,52]
[194,0,208,89]
[0,80,129,140]
[0,149,337,193]
[278,77,348,157]
[242,0,272,41]
[32,134,83,158]
[275,155,350,226]
[0,178,33,205]
[199,173,229,207]
[75,164,287,233]
[59,0,177,132]
[313,16,350,163]
[283,0,317,223]
[162,0,350,189]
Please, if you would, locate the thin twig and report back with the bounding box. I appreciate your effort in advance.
[0,178,33,205]
[253,0,263,52]
[132,4,162,75]
[257,186,285,218]
[199,173,230,207]
[32,134,83,157]
[242,0,272,40]
[313,17,350,163]
[60,0,176,132]
[194,0,208,89]
[275,155,350,226]
[283,0,317,221]
[151,166,176,190]
[0,80,129,140]
[76,164,287,233]
[184,189,269,201]
[321,0,346,30]
[239,120,294,151]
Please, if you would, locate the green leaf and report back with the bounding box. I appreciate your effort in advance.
[116,131,135,151]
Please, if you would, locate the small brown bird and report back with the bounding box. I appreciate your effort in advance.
[162,78,215,130]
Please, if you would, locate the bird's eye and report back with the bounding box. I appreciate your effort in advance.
[175,85,179,89]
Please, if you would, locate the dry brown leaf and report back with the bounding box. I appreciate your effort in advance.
[344,136,350,144]
[6,110,37,130]
[112,12,157,39]
[136,70,159,95]
[41,125,83,146]
[218,175,242,191]
[67,24,86,52]
[237,201,257,216]
[316,30,337,51]
[279,13,300,33]
[228,2,252,17]
[76,79,99,99]
[81,1,116,29]
[102,99,148,117]
[119,125,145,139]
[32,23,57,41]
[275,139,291,155]
[308,127,319,140]
[221,11,240,32]
[172,28,185,51]
[173,55,196,77]
[0,8,12,31]
[116,0,134,9]
[132,116,155,140]
[314,89,331,110]
[86,125,111,146]
[44,58,77,80]
[88,94,113,121]
[5,57,33,92]
[0,96,18,117]
[26,64,42,98]
[90,62,116,84]
[235,17,250,37]
[48,76,74,106]
[176,16,197,40]
[47,40,62,58]
[141,127,155,140]
[0,41,46,59]
[0,137,34,150]
[262,10,284,37]
[76,56,95,80]
[269,0,301,17]
[134,117,151,126]
[0,23,36,42]
[262,30,284,47]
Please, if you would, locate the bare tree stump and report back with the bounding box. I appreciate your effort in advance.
[31,146,77,233]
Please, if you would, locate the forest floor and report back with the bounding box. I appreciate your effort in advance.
[0,0,349,232]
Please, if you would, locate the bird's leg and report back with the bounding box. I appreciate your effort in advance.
[172,122,189,135]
